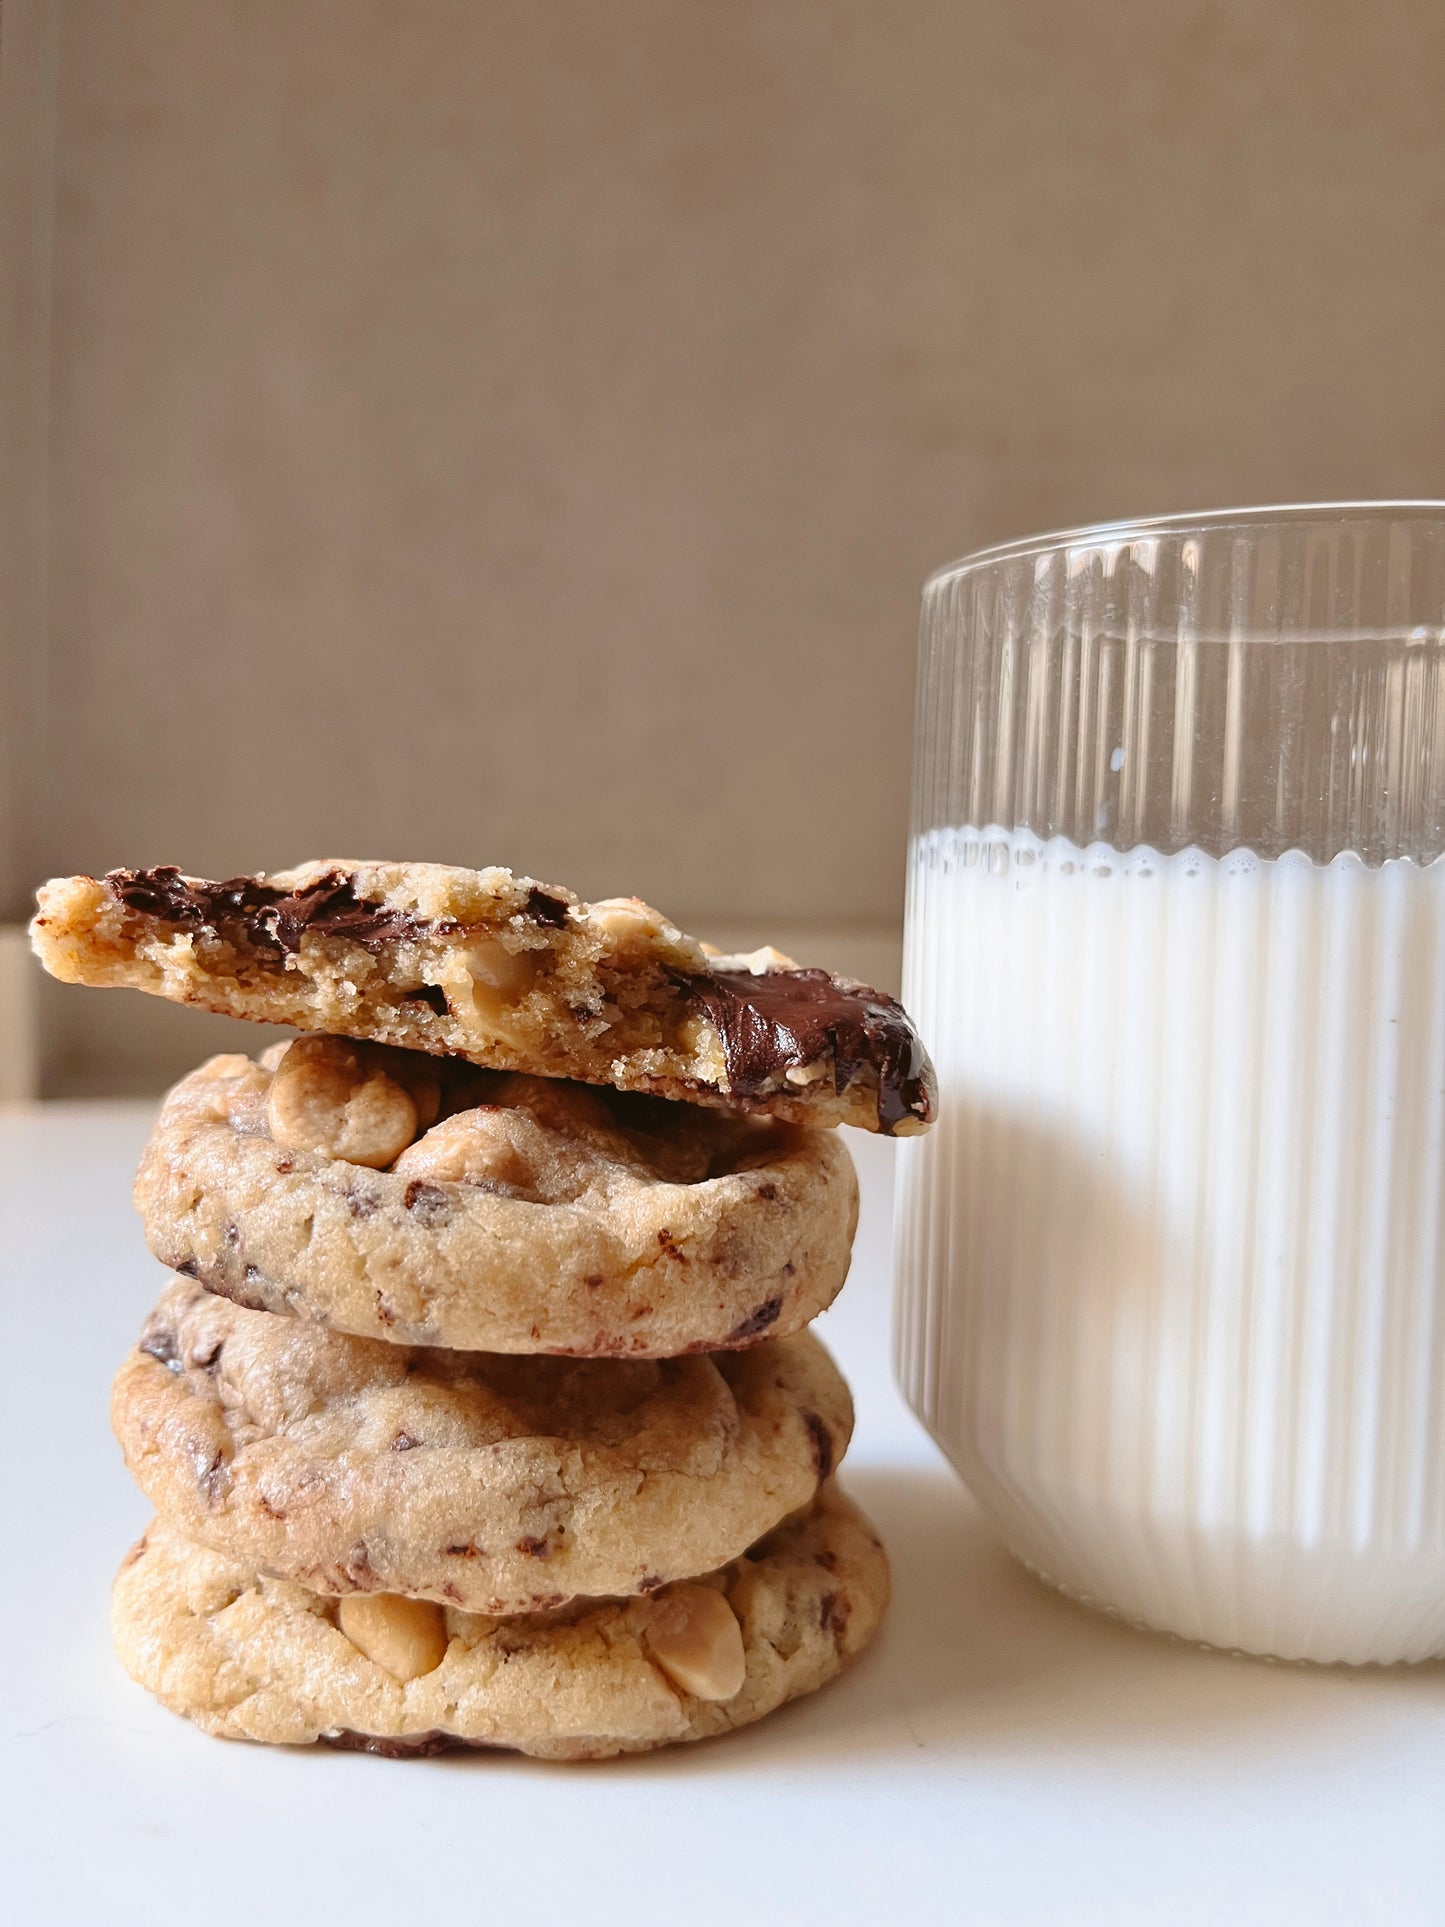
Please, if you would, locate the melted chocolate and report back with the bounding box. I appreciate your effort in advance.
[678,966,933,1134]
[523,886,570,927]
[325,1728,480,1760]
[106,866,436,955]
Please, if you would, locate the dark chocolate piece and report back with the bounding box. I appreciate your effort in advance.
[677,965,933,1134]
[105,866,439,956]
[199,1447,229,1502]
[325,1728,479,1759]
[523,886,570,927]
[803,1410,834,1482]
[402,1180,452,1225]
[724,1296,783,1344]
[139,1323,181,1371]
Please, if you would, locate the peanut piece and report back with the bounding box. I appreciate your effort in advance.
[723,1561,770,1630]
[462,938,536,1000]
[266,1035,418,1169]
[784,1061,828,1087]
[677,1014,712,1055]
[443,940,538,1039]
[588,897,669,945]
[644,1581,747,1701]
[714,944,798,973]
[393,1108,542,1192]
[338,1594,448,1682]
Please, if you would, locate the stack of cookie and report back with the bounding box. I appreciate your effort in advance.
[31,859,935,1760]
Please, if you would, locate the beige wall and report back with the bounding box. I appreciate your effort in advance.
[8,0,1445,1088]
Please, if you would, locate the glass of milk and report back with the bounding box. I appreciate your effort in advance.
[894,504,1445,1663]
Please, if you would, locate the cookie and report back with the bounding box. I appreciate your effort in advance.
[31,861,935,1134]
[113,1277,853,1614]
[111,1483,888,1760]
[136,1045,857,1355]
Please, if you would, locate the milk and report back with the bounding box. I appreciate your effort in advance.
[893,827,1445,1662]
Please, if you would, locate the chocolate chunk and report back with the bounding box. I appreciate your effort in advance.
[724,1296,783,1343]
[675,965,933,1134]
[803,1411,833,1482]
[325,1728,476,1759]
[515,1535,551,1559]
[523,886,570,927]
[402,1180,451,1226]
[342,1542,377,1585]
[107,867,285,942]
[200,1269,274,1314]
[198,1448,229,1502]
[139,1324,181,1371]
[105,866,442,957]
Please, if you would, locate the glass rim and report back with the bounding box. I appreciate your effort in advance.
[924,500,1445,593]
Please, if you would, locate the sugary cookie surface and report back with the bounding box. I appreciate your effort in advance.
[112,1276,854,1614]
[112,1483,890,1760]
[139,1044,858,1355]
[31,861,935,1134]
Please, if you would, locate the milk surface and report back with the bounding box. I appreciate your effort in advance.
[894,828,1445,1661]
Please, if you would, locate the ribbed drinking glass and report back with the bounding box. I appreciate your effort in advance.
[894,504,1445,1663]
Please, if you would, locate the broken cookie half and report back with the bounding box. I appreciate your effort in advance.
[31,860,935,1134]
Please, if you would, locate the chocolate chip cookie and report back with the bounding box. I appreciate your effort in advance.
[31,861,935,1133]
[113,1277,853,1614]
[111,1482,888,1760]
[136,1044,857,1355]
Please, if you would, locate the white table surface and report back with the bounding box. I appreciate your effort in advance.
[2,1103,1442,1926]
